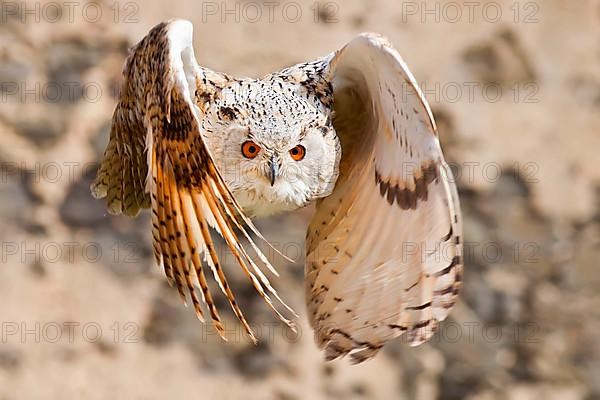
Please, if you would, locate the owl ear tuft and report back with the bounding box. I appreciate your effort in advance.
[273,58,335,104]
[194,83,222,114]
[291,72,335,108]
[193,69,231,114]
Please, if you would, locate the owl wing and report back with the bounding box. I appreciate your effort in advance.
[91,20,295,342]
[304,34,463,363]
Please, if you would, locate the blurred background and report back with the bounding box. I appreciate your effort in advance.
[1,0,599,399]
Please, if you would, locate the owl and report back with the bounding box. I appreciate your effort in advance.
[92,20,462,363]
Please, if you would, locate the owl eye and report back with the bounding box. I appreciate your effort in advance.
[241,141,261,159]
[289,144,306,161]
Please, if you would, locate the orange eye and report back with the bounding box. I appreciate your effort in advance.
[241,141,261,159]
[289,145,306,161]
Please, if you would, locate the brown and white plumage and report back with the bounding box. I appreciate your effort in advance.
[92,20,462,362]
[91,20,295,342]
[300,36,462,363]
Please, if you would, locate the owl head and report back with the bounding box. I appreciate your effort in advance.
[198,78,341,218]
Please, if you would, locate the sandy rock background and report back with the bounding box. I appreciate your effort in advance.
[0,0,599,399]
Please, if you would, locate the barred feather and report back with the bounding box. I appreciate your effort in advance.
[91,20,295,341]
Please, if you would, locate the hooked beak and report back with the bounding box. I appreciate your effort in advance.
[268,155,279,186]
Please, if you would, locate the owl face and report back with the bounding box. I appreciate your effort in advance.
[201,79,340,218]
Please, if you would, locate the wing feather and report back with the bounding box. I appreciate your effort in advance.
[305,34,463,363]
[91,20,294,340]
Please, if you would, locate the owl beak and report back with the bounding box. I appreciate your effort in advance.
[268,156,279,186]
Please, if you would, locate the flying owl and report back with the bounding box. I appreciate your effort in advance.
[92,20,462,363]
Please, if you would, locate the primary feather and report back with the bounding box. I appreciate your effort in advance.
[91,20,297,342]
[299,34,462,363]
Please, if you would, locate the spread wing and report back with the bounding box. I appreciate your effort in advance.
[305,34,463,363]
[91,20,295,342]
